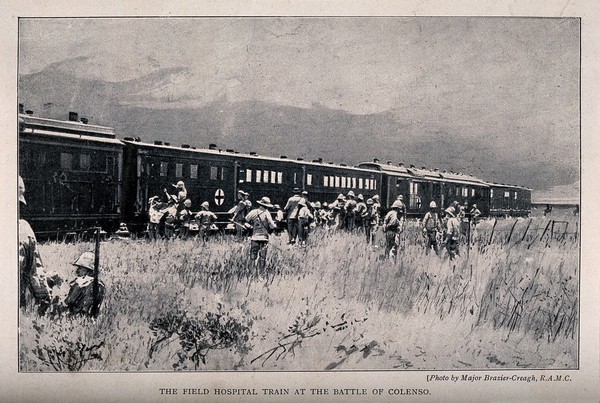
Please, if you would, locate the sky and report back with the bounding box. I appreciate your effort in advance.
[18,17,580,193]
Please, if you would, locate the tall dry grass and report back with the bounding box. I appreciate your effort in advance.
[19,211,579,371]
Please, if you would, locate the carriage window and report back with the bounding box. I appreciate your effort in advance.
[490,189,494,198]
[175,163,183,177]
[324,176,329,187]
[471,188,475,197]
[221,167,226,181]
[335,176,340,187]
[307,174,313,186]
[190,164,198,179]
[293,172,298,184]
[329,176,334,187]
[277,171,283,184]
[245,169,252,182]
[462,187,468,197]
[160,162,168,177]
[341,177,346,188]
[256,170,262,183]
[263,170,269,183]
[352,178,357,188]
[210,166,218,180]
[373,179,377,190]
[79,154,90,171]
[514,191,518,200]
[359,178,363,189]
[270,171,276,184]
[504,191,510,198]
[60,152,73,170]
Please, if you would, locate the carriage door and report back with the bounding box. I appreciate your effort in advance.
[409,181,422,210]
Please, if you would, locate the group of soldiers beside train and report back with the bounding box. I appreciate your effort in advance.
[19,176,482,317]
[146,181,482,261]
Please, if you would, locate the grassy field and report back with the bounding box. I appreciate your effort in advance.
[19,209,579,371]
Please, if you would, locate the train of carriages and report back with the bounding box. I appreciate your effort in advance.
[18,111,531,238]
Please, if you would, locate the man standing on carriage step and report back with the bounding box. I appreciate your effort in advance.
[284,188,302,245]
[422,201,442,255]
[245,197,277,273]
[19,176,52,315]
[382,200,406,260]
[230,190,252,239]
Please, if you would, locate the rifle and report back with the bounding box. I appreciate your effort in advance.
[90,227,101,318]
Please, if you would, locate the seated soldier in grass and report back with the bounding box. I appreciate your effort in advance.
[65,251,105,316]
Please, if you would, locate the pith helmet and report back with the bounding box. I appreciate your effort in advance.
[201,201,210,210]
[396,195,404,201]
[445,207,456,216]
[238,190,249,196]
[273,204,281,209]
[18,175,26,204]
[357,194,364,201]
[72,251,95,272]
[337,194,345,200]
[183,199,192,207]
[391,200,404,209]
[367,198,374,205]
[472,204,478,208]
[429,201,437,208]
[347,190,355,198]
[314,201,322,208]
[176,181,185,187]
[302,190,308,196]
[372,195,379,200]
[322,202,329,208]
[293,187,301,194]
[257,196,273,208]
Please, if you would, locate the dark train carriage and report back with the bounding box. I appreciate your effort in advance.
[18,114,123,238]
[232,154,303,209]
[357,161,490,217]
[300,160,382,205]
[437,171,490,216]
[488,182,531,217]
[122,140,240,229]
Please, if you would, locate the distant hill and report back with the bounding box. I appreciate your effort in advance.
[18,65,578,192]
[532,181,580,205]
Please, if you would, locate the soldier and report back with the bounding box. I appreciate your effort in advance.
[312,201,322,226]
[245,197,277,273]
[444,207,461,260]
[19,176,52,315]
[422,201,442,255]
[297,199,314,247]
[195,201,217,242]
[329,194,346,230]
[364,198,379,245]
[230,190,252,239]
[320,203,333,229]
[147,196,167,240]
[354,194,367,230]
[178,199,193,238]
[65,251,105,316]
[284,188,302,245]
[272,204,285,235]
[395,195,407,221]
[162,199,179,239]
[382,200,406,260]
[469,204,481,227]
[372,195,381,222]
[344,191,357,231]
[459,201,470,243]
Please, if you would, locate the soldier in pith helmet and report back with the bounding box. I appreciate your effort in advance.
[65,251,105,316]
[196,201,217,242]
[245,197,277,272]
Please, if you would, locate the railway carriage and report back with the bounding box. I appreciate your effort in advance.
[487,182,531,217]
[356,160,491,216]
[19,113,123,238]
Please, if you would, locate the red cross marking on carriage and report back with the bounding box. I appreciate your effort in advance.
[214,188,225,206]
